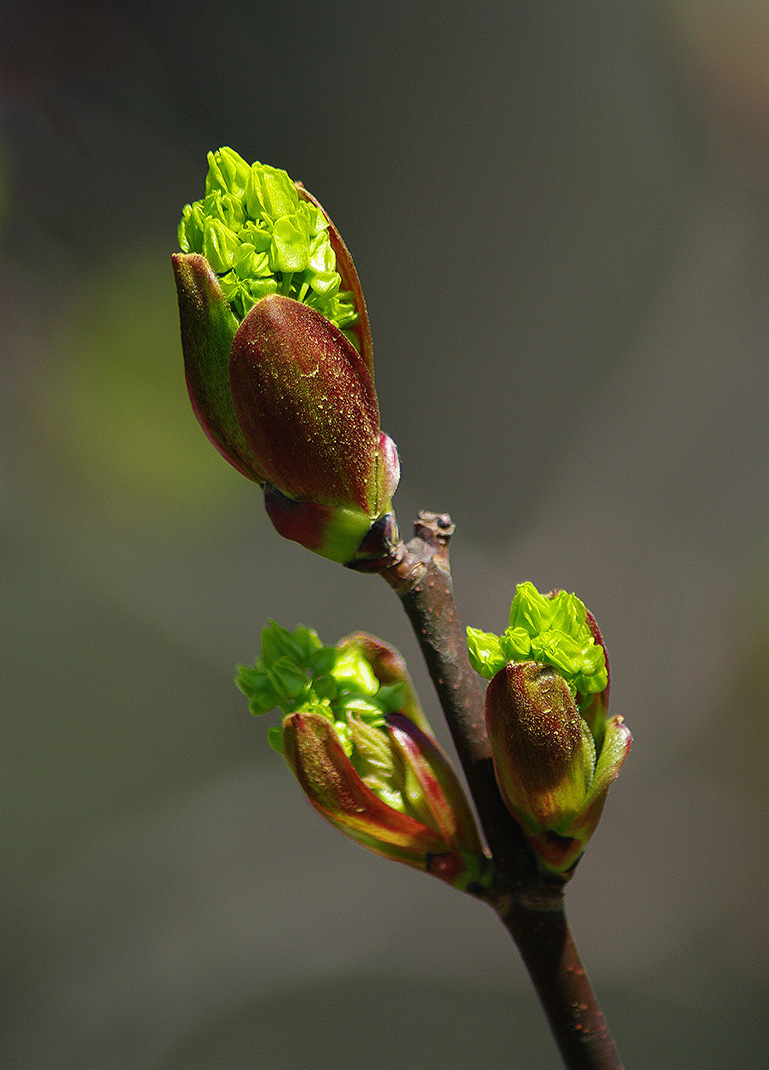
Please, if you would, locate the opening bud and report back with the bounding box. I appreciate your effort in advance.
[173,148,399,566]
[237,624,491,894]
[468,583,630,874]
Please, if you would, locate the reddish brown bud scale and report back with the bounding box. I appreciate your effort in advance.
[485,662,588,836]
[283,711,453,864]
[230,295,381,511]
[296,183,374,376]
[386,713,485,854]
[262,486,332,553]
[172,253,266,483]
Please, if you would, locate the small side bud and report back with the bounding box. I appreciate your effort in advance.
[468,582,630,874]
[238,625,491,894]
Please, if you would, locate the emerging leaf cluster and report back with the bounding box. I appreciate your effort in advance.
[236,622,405,755]
[178,147,359,335]
[467,582,607,697]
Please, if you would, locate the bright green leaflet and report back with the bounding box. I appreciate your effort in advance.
[178,147,359,339]
[236,622,404,756]
[466,582,607,696]
[236,622,424,815]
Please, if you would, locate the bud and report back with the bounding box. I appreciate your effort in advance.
[237,624,491,894]
[173,148,399,566]
[468,583,630,874]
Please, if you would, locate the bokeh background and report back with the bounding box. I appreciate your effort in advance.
[2,2,769,1067]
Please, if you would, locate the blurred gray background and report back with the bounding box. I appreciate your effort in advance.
[2,1,768,1067]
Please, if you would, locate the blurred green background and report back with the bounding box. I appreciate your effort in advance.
[2,2,769,1067]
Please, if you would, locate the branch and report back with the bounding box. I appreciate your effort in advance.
[378,512,624,1070]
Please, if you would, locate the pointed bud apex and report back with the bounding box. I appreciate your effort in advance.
[174,149,400,565]
[468,582,629,874]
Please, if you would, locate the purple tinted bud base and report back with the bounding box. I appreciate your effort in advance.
[264,484,399,567]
